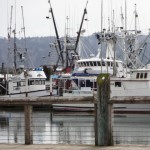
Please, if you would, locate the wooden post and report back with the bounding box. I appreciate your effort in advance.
[95,73,112,146]
[94,103,98,146]
[24,105,33,144]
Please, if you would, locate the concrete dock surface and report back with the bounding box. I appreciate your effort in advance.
[0,144,150,150]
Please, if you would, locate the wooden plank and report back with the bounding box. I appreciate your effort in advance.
[110,96,150,104]
[0,96,95,105]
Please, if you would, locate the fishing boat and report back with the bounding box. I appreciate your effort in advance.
[0,5,50,98]
[53,30,130,97]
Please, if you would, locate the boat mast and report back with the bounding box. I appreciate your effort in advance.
[124,0,127,75]
[74,0,88,55]
[64,16,69,68]
[13,28,17,72]
[120,6,124,29]
[48,0,64,68]
[100,0,103,73]
[21,6,27,52]
[8,6,13,40]
[112,10,117,77]
[13,0,17,73]
[125,0,127,31]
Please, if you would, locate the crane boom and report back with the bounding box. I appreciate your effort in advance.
[74,0,88,54]
[48,0,64,66]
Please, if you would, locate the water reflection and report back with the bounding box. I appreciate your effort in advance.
[0,110,95,144]
[0,116,9,128]
[1,109,150,145]
[32,111,95,144]
[113,114,150,145]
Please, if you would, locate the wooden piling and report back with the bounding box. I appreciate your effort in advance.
[24,105,33,144]
[95,74,113,146]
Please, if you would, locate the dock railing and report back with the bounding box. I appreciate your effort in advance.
[0,96,94,145]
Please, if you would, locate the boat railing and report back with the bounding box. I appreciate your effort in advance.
[63,88,93,96]
[62,87,97,96]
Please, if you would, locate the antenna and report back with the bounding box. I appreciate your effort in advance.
[134,4,138,35]
[100,0,103,73]
[15,0,16,34]
[8,6,13,40]
[108,17,110,32]
[112,10,115,32]
[125,0,127,31]
[66,16,69,37]
[101,0,103,33]
[13,28,17,72]
[21,6,27,51]
[120,6,124,29]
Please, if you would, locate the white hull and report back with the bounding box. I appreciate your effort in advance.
[0,90,50,98]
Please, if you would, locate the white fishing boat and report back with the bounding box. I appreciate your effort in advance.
[0,5,50,98]
[55,30,130,97]
[5,68,50,97]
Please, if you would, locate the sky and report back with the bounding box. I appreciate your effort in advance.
[0,0,150,38]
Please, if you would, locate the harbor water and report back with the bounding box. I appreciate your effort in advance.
[0,106,150,145]
[0,107,95,144]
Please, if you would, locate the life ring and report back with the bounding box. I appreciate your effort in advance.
[84,68,88,74]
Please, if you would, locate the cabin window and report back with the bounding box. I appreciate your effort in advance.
[116,62,118,67]
[144,73,147,78]
[102,61,105,66]
[42,80,45,85]
[28,80,34,85]
[86,80,93,87]
[35,80,39,85]
[39,80,42,85]
[78,62,81,67]
[82,62,85,67]
[82,62,84,67]
[93,61,97,66]
[110,62,112,66]
[136,73,140,79]
[76,63,79,67]
[21,81,26,86]
[140,73,143,78]
[111,62,118,67]
[90,62,93,66]
[97,62,101,66]
[97,61,105,66]
[83,62,86,66]
[107,62,110,66]
[17,82,21,87]
[115,82,121,87]
[86,62,89,66]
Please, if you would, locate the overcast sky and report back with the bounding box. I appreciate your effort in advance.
[0,0,150,38]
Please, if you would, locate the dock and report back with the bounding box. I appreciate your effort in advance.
[1,74,150,148]
[0,144,150,150]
